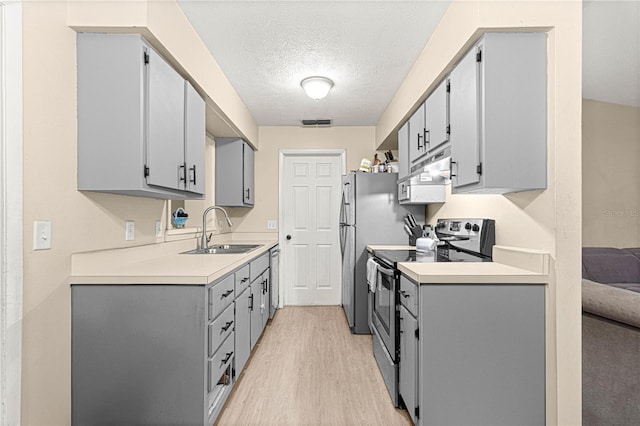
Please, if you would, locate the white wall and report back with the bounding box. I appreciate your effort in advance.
[1,2,23,425]
[582,99,640,247]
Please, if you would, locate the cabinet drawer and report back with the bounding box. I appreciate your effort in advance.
[235,264,251,295]
[250,252,269,282]
[208,332,234,393]
[209,303,234,356]
[208,274,235,321]
[400,275,418,316]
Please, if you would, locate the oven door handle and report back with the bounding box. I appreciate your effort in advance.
[373,259,395,277]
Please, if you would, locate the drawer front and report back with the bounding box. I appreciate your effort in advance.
[250,252,269,282]
[209,274,235,321]
[235,264,251,295]
[209,303,235,356]
[208,332,234,393]
[400,275,418,316]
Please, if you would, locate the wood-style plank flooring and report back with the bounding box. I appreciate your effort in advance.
[216,306,412,425]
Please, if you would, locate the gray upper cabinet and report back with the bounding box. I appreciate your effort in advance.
[397,121,409,180]
[408,103,427,167]
[77,33,205,199]
[424,79,449,155]
[184,82,206,195]
[449,32,547,194]
[215,138,255,207]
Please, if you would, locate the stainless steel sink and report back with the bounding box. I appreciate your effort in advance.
[181,244,262,255]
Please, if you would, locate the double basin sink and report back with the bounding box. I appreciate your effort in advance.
[182,244,262,255]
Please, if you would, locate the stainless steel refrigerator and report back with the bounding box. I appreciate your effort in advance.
[339,172,425,334]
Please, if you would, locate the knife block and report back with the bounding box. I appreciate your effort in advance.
[409,235,417,246]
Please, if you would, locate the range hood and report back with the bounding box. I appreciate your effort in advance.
[397,146,451,205]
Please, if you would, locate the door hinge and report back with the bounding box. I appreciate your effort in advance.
[446,80,450,93]
[143,51,150,65]
[476,50,482,62]
[415,328,419,339]
[446,124,451,135]
[415,406,420,418]
[143,165,150,178]
[477,163,483,175]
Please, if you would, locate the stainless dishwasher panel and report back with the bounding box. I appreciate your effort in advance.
[270,246,280,319]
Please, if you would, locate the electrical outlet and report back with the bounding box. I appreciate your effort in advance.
[125,220,135,241]
[155,221,163,238]
[267,220,277,230]
[33,221,52,250]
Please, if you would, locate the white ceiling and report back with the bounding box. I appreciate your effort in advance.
[177,0,451,126]
[180,0,640,131]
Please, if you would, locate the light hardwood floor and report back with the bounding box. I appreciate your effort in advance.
[216,306,412,426]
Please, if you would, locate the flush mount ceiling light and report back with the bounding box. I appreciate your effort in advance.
[300,76,334,100]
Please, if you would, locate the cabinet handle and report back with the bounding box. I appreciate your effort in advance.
[424,129,430,148]
[417,133,423,150]
[245,188,250,200]
[449,160,457,178]
[221,321,234,332]
[241,277,249,283]
[178,164,186,182]
[221,351,234,365]
[221,289,234,299]
[189,165,197,185]
[249,294,254,310]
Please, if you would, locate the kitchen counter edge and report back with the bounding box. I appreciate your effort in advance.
[70,236,278,286]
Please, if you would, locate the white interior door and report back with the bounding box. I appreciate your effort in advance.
[281,151,344,306]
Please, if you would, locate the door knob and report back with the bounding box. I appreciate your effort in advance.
[286,235,292,240]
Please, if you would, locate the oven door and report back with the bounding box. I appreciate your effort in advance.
[371,258,397,361]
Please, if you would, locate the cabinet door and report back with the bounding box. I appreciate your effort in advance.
[249,278,262,350]
[184,81,205,195]
[243,142,255,205]
[145,45,186,191]
[425,79,449,154]
[261,269,270,330]
[234,286,251,376]
[408,103,426,166]
[397,121,409,180]
[449,44,481,188]
[399,305,418,425]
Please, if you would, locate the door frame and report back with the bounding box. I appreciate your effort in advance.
[278,149,346,308]
[0,2,23,425]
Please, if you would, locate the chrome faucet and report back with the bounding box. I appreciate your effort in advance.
[201,206,233,249]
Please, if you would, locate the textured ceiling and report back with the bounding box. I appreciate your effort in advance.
[178,0,451,126]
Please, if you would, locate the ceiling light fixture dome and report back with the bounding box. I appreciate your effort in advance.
[301,76,334,100]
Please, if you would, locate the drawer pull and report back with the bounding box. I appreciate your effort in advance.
[400,290,410,298]
[221,351,234,365]
[221,321,233,332]
[221,289,234,298]
[241,277,249,283]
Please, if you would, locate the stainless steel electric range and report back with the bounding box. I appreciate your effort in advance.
[368,218,495,408]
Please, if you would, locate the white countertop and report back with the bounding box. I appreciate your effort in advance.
[368,245,550,285]
[70,234,278,285]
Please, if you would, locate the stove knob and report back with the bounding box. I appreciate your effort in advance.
[465,222,472,231]
[472,224,480,232]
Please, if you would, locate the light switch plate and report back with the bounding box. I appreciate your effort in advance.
[155,221,163,238]
[125,220,135,241]
[33,221,52,250]
[267,220,277,230]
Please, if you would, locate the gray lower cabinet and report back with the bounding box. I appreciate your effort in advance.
[215,137,255,207]
[449,32,547,194]
[77,33,205,199]
[72,282,231,426]
[399,275,546,425]
[234,286,251,375]
[399,275,419,424]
